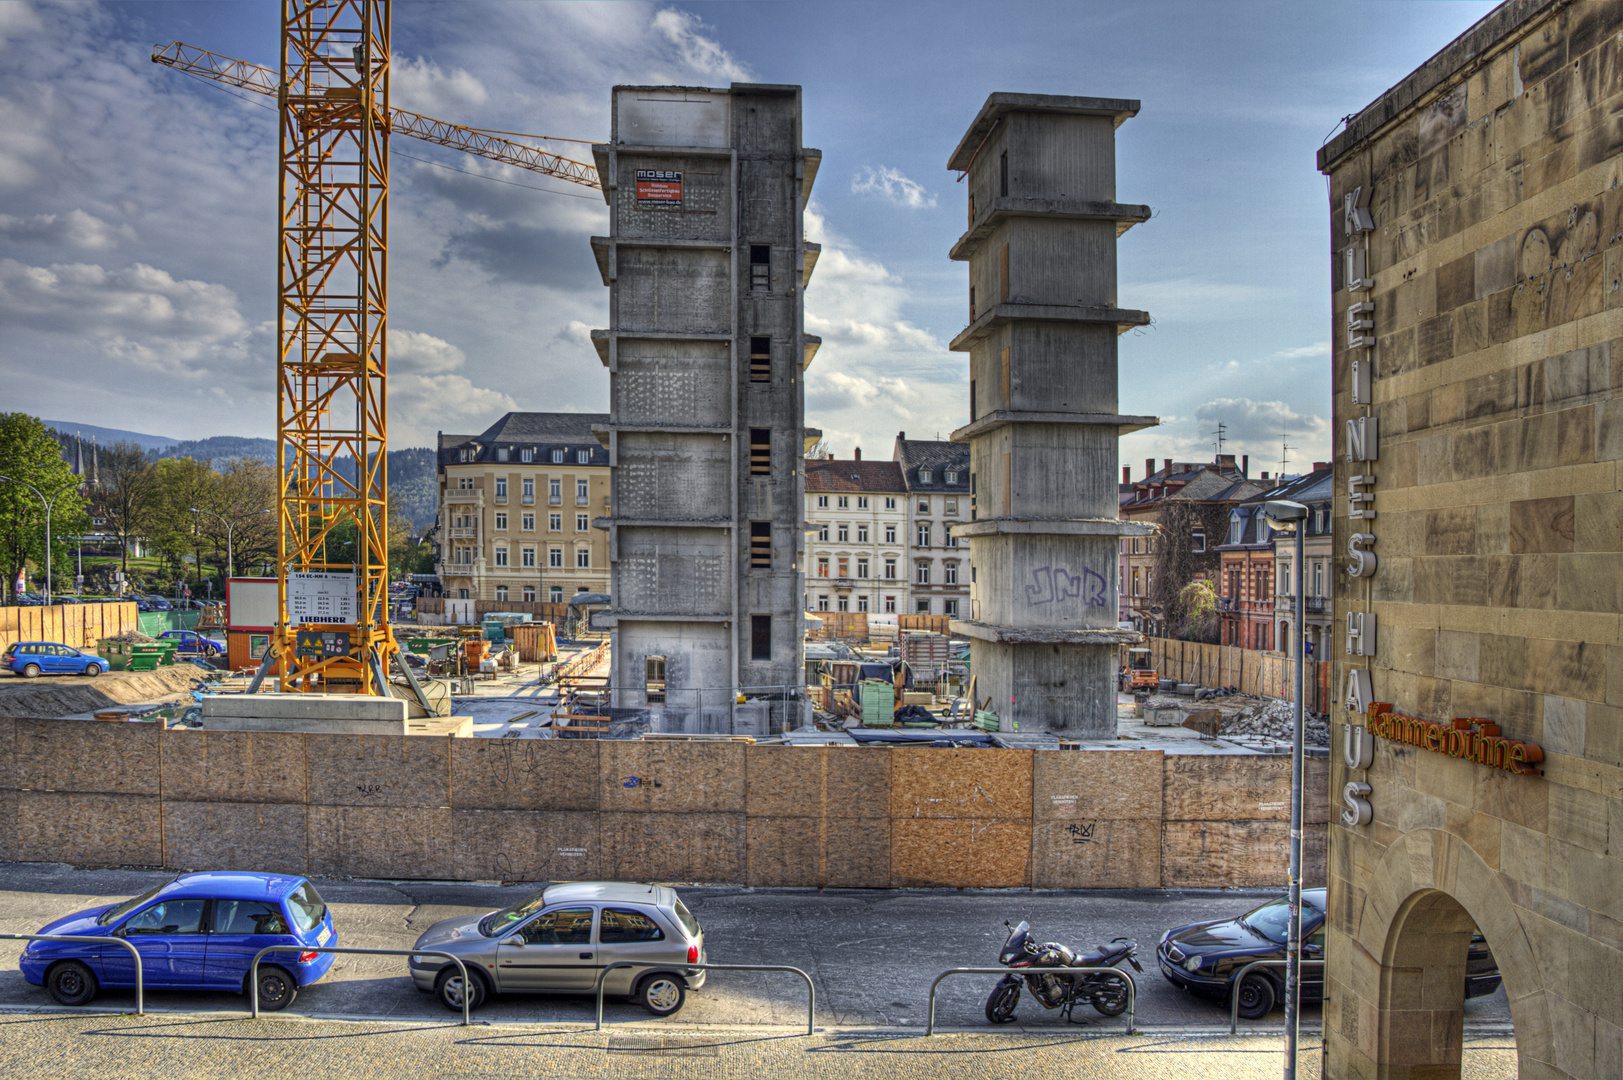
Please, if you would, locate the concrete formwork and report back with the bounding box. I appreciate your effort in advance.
[947,93,1157,735]
[592,84,818,721]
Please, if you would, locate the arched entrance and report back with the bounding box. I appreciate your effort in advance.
[1326,829,1556,1078]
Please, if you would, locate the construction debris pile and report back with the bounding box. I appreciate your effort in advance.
[1220,698,1330,747]
[102,629,161,644]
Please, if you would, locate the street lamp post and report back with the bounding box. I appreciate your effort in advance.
[190,507,272,582]
[1262,498,1309,1080]
[0,475,83,607]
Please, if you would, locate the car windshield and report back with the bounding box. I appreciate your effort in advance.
[479,890,548,937]
[286,882,327,932]
[672,897,700,939]
[1239,894,1324,944]
[96,883,166,926]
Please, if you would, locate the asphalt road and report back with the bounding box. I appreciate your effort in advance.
[0,863,1512,1032]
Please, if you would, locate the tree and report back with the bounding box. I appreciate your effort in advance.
[0,414,90,604]
[152,457,220,589]
[215,458,278,578]
[98,441,160,577]
[1149,499,1231,642]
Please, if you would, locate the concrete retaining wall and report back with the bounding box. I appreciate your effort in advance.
[0,717,1327,887]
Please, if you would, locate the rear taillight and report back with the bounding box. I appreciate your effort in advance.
[298,951,319,962]
[687,945,698,964]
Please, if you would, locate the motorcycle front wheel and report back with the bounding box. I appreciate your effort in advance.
[984,978,1021,1024]
[1090,979,1129,1016]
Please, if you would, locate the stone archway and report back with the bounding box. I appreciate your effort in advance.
[1329,828,1555,1078]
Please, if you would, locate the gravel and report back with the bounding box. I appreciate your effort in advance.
[1220,697,1330,746]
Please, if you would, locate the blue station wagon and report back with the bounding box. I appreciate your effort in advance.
[158,630,225,657]
[21,871,336,1010]
[2,642,107,678]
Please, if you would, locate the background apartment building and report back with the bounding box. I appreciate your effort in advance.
[894,434,969,617]
[1271,466,1332,659]
[803,453,907,616]
[435,412,610,603]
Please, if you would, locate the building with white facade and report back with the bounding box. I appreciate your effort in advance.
[893,434,969,618]
[803,454,908,617]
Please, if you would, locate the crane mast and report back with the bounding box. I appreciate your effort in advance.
[274,0,393,693]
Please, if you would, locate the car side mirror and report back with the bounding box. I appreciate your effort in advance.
[506,937,524,947]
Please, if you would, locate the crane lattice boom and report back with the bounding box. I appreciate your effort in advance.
[152,40,600,189]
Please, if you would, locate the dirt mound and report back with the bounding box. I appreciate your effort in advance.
[0,665,212,718]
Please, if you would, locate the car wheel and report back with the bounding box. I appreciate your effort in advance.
[984,978,1020,1024]
[84,664,102,678]
[435,966,486,1012]
[21,664,40,679]
[1235,973,1276,1020]
[47,960,98,1006]
[637,973,686,1017]
[255,965,298,1012]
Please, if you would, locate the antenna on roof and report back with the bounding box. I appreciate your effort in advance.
[1280,432,1295,478]
[1210,421,1226,455]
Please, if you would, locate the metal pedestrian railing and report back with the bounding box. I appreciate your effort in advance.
[1229,958,1325,1034]
[593,961,815,1036]
[927,966,1137,1035]
[0,933,146,1014]
[249,946,475,1026]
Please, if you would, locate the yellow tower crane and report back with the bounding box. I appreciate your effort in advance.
[152,4,599,697]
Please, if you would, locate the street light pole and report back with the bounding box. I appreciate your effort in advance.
[1262,498,1309,1080]
[191,507,272,582]
[0,475,83,607]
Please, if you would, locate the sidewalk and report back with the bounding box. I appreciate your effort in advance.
[0,1011,1520,1080]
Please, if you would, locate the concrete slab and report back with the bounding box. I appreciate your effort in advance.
[202,692,408,735]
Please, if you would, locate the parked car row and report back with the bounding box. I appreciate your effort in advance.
[21,874,708,1018]
[2,630,224,678]
[17,876,1501,1024]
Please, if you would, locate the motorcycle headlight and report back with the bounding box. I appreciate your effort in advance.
[1183,954,1203,973]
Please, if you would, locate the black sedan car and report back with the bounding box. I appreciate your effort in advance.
[1157,888,1502,1019]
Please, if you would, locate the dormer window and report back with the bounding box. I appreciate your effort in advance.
[919,469,932,484]
[551,448,564,464]
[577,449,590,465]
[944,470,957,484]
[1229,513,1242,546]
[497,447,509,462]
[521,448,532,463]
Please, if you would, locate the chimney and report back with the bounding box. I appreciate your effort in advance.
[1314,461,1330,472]
[1216,453,1235,468]
[1261,471,1270,480]
[853,447,861,461]
[1241,455,1249,477]
[1145,458,1154,479]
[898,431,905,441]
[1163,458,1173,474]
[1122,466,1130,484]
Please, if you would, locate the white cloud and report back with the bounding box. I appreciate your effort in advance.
[649,9,752,82]
[389,328,468,376]
[0,2,43,50]
[390,54,490,117]
[1275,341,1330,359]
[389,372,518,446]
[0,209,133,250]
[850,166,937,210]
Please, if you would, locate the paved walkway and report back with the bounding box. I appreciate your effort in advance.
[0,1011,1520,1079]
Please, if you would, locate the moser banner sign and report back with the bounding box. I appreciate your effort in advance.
[635,169,682,204]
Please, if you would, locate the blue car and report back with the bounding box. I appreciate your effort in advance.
[2,642,108,678]
[21,871,336,1011]
[159,630,225,657]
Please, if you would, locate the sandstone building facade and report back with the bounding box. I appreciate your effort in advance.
[1320,3,1623,1076]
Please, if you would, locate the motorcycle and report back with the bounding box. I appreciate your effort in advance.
[984,920,1143,1024]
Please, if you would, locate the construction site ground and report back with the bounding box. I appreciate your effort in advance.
[0,665,212,719]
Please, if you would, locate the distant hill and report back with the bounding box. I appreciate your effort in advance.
[44,421,178,453]
[47,420,438,531]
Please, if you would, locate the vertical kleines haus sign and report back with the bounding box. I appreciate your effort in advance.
[1333,185,1543,827]
[634,169,683,205]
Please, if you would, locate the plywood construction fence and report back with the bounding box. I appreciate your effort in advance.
[416,599,571,624]
[0,603,139,654]
[0,717,1327,888]
[1144,636,1334,712]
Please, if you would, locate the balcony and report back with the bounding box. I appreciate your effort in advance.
[1217,596,1237,611]
[1306,595,1327,614]
[522,495,535,505]
[447,490,481,503]
[449,528,476,539]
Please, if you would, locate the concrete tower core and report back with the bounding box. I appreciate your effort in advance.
[589,85,820,729]
[947,93,1157,736]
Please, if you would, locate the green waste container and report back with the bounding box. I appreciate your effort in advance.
[860,680,894,727]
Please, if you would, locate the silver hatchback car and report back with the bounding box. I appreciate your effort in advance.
[408,882,706,1015]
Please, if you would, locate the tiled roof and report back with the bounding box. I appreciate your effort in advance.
[894,438,969,492]
[805,458,908,494]
[438,412,611,467]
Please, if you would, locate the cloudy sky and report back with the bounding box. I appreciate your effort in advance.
[0,0,1496,468]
